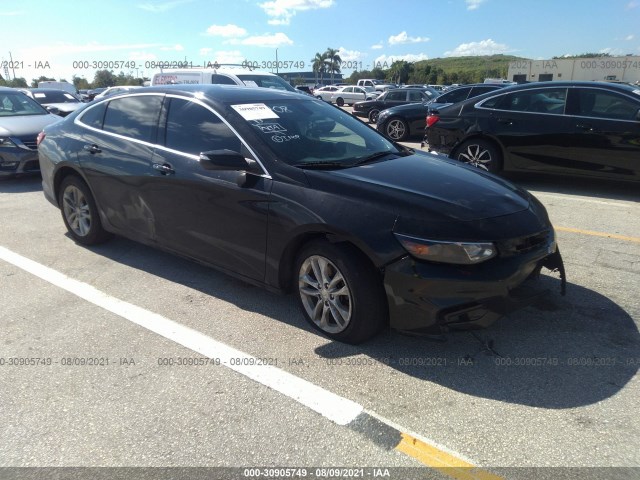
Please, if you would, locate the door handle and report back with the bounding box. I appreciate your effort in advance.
[576,123,594,132]
[497,118,513,125]
[152,163,175,175]
[83,144,101,154]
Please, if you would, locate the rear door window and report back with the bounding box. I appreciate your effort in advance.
[102,95,163,141]
[571,88,640,120]
[493,88,567,114]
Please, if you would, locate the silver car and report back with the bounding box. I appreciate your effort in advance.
[0,87,61,177]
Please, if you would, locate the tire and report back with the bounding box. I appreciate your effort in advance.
[368,109,380,124]
[58,175,111,245]
[454,139,502,173]
[295,240,387,344]
[336,97,345,107]
[384,118,409,141]
[316,95,323,100]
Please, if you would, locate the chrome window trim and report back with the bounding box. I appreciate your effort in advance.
[74,92,272,179]
[474,85,640,123]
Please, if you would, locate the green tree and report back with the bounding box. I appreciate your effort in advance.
[324,48,342,84]
[311,52,327,84]
[387,61,412,84]
[6,77,28,88]
[92,70,117,88]
[72,75,91,90]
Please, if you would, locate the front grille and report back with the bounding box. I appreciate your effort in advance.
[22,160,41,172]
[17,137,38,150]
[499,230,550,256]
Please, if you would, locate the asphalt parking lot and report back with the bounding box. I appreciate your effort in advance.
[1,140,639,478]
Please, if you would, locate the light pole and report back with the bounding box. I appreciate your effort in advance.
[275,48,279,74]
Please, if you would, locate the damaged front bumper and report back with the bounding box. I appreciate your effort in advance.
[383,246,566,335]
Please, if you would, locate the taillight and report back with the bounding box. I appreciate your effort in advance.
[36,131,46,146]
[426,114,439,128]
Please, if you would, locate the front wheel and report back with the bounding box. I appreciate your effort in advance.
[58,175,111,245]
[336,97,345,107]
[454,139,502,173]
[368,109,380,124]
[295,240,386,344]
[384,118,409,141]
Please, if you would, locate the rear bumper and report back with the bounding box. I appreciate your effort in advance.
[383,248,565,334]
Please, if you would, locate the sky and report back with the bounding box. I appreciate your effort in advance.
[1,0,639,84]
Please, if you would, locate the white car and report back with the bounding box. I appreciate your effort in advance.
[313,85,340,102]
[329,86,379,106]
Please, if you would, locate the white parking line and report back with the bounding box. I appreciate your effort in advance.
[0,245,362,426]
[530,192,635,208]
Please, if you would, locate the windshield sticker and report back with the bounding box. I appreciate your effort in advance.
[271,105,293,114]
[63,93,75,99]
[271,134,300,143]
[34,93,46,98]
[242,80,259,87]
[254,122,288,134]
[231,103,279,121]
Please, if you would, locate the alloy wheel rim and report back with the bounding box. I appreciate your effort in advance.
[458,144,492,171]
[299,255,352,334]
[387,119,405,140]
[62,186,91,236]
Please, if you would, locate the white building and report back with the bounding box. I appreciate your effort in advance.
[507,56,640,84]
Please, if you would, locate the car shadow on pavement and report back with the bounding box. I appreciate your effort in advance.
[86,237,638,410]
[0,175,43,193]
[317,273,640,409]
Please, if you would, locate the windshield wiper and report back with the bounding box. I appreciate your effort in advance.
[292,161,352,170]
[351,151,399,166]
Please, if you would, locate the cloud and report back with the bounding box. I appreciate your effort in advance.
[371,43,383,50]
[626,1,638,9]
[444,39,510,56]
[206,24,247,38]
[337,47,363,62]
[465,0,486,10]
[137,0,193,12]
[200,48,213,56]
[626,34,635,41]
[210,50,246,64]
[160,44,184,51]
[19,42,163,57]
[373,53,429,67]
[228,32,293,48]
[129,51,158,61]
[388,31,429,45]
[259,0,334,25]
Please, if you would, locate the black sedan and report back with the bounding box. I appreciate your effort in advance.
[426,81,640,181]
[38,85,564,344]
[377,84,506,141]
[352,88,436,124]
[19,88,85,117]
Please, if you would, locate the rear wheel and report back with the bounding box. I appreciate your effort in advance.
[58,176,111,245]
[385,118,409,141]
[368,109,380,124]
[336,97,345,107]
[454,139,501,173]
[295,240,386,344]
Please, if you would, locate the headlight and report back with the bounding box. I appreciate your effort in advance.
[0,137,17,148]
[394,233,497,265]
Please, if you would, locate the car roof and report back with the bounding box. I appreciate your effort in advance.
[116,84,311,103]
[494,80,640,94]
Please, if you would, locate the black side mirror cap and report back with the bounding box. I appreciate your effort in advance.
[199,150,250,171]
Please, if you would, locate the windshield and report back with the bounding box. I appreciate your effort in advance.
[33,91,80,104]
[236,74,297,92]
[228,98,403,167]
[0,91,49,117]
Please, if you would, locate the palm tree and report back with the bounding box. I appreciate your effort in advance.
[311,52,327,84]
[324,48,342,84]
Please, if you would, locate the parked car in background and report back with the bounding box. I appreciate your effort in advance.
[352,88,435,124]
[356,79,396,92]
[18,88,84,117]
[426,81,640,181]
[330,86,379,106]
[93,86,143,100]
[377,84,506,141]
[38,84,564,343]
[425,84,507,112]
[87,88,107,101]
[295,85,313,95]
[150,67,297,92]
[0,87,60,177]
[313,85,340,101]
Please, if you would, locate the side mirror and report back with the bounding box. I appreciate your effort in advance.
[199,150,249,171]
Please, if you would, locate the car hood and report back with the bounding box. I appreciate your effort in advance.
[310,151,531,223]
[0,114,60,137]
[43,102,83,112]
